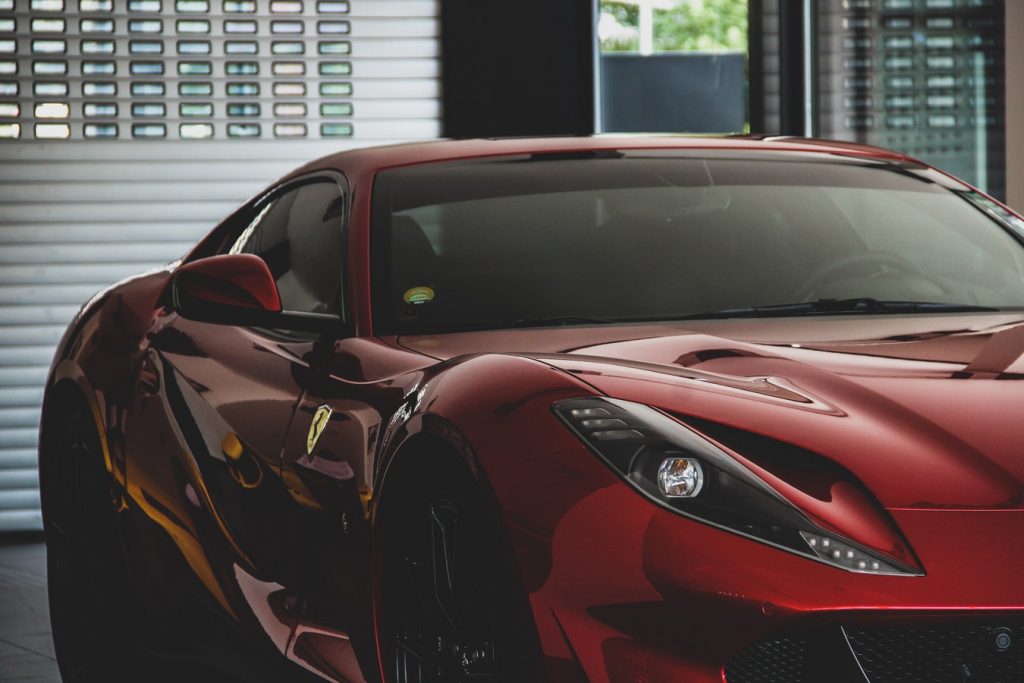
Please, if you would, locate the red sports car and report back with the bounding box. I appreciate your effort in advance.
[39,136,1024,683]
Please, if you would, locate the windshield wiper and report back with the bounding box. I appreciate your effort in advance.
[670,298,1001,320]
[507,315,617,328]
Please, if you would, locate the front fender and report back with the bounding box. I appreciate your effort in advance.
[375,353,600,483]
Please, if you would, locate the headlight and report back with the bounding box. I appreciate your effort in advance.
[553,397,921,576]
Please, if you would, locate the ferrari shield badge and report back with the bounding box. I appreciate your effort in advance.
[307,404,333,455]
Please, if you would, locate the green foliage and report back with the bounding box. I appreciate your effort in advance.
[600,2,640,52]
[600,0,748,53]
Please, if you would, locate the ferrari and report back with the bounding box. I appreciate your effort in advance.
[39,136,1024,682]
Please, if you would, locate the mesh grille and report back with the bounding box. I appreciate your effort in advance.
[724,635,808,683]
[846,624,1024,683]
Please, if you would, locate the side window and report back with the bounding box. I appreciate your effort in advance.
[227,178,346,316]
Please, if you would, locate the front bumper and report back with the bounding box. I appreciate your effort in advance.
[488,445,1024,682]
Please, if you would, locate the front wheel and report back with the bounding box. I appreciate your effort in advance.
[42,405,169,682]
[374,448,543,683]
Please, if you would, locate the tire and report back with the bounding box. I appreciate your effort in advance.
[374,448,544,683]
[42,405,168,682]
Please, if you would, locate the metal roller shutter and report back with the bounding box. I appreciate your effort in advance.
[0,0,441,531]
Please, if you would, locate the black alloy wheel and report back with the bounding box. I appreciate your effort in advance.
[43,407,165,682]
[376,452,542,683]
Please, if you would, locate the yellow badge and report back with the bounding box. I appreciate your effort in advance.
[403,286,435,305]
[307,404,333,455]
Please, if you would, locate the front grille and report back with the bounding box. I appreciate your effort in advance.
[846,624,1024,683]
[724,635,809,683]
[725,624,1024,683]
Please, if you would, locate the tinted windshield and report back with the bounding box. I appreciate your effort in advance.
[371,151,1024,334]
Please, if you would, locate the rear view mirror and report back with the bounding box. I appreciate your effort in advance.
[172,254,342,334]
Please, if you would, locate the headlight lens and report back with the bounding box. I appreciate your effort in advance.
[553,397,921,576]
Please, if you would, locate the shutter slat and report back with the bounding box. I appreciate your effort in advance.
[0,0,441,533]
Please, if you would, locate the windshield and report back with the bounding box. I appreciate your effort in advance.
[370,151,1024,335]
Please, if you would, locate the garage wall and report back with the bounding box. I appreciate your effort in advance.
[0,0,441,531]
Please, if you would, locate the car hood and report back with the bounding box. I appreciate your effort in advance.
[396,313,1024,510]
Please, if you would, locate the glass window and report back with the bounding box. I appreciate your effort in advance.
[131,102,166,116]
[371,153,1024,335]
[34,60,67,75]
[226,61,258,75]
[224,0,256,11]
[272,61,305,75]
[130,81,165,95]
[32,18,66,32]
[319,61,351,76]
[813,0,1005,198]
[83,102,117,116]
[83,81,116,95]
[271,20,304,34]
[227,82,259,96]
[132,123,166,138]
[130,61,164,75]
[320,102,352,116]
[128,40,163,54]
[321,123,352,137]
[180,123,214,138]
[35,123,71,138]
[318,41,350,55]
[128,19,163,33]
[318,1,349,12]
[319,82,351,96]
[597,0,749,134]
[227,123,260,137]
[274,102,306,116]
[180,102,213,117]
[179,81,212,95]
[317,21,349,34]
[273,82,305,96]
[227,179,346,316]
[178,61,212,75]
[274,123,306,137]
[84,123,118,138]
[34,82,68,96]
[225,40,258,54]
[177,40,211,54]
[32,39,67,54]
[227,102,259,116]
[225,20,258,33]
[80,19,114,33]
[272,41,304,55]
[177,20,211,34]
[35,102,69,118]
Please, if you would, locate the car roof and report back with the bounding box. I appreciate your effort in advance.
[293,134,916,179]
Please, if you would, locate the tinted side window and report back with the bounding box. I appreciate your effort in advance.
[228,179,345,316]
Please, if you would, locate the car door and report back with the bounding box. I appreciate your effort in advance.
[124,172,350,659]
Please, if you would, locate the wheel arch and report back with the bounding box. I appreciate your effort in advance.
[39,362,115,487]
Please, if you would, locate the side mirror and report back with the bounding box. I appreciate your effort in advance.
[172,254,343,334]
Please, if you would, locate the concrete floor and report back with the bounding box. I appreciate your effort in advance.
[0,535,59,682]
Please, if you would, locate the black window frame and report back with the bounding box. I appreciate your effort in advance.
[188,169,352,337]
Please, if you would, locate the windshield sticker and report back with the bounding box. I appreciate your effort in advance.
[403,286,435,305]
